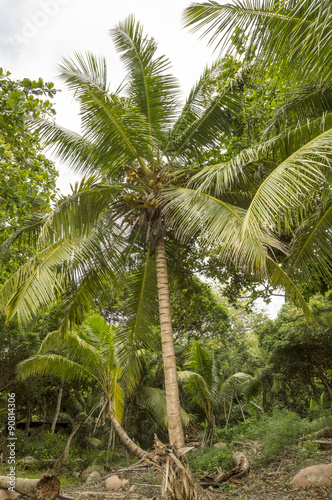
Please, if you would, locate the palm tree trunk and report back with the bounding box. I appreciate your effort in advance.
[155,237,185,449]
[108,403,146,459]
[51,381,63,434]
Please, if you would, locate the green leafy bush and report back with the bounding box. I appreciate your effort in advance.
[20,431,73,461]
[188,447,233,474]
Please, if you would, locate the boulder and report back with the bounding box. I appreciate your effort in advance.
[85,471,101,484]
[81,465,104,481]
[213,442,228,449]
[20,456,36,464]
[105,475,129,490]
[291,463,332,486]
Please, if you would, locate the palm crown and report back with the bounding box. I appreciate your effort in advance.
[0,15,315,453]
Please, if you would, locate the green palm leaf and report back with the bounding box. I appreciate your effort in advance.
[111,15,179,135]
[184,1,332,80]
[166,60,241,159]
[289,200,332,280]
[117,251,159,391]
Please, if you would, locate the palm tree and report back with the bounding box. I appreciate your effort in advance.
[178,340,230,447]
[231,338,282,414]
[184,1,332,290]
[17,313,147,458]
[0,15,313,461]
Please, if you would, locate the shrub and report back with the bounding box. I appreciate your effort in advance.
[188,447,234,475]
[19,431,77,461]
[255,410,308,459]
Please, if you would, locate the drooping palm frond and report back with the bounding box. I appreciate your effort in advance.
[264,83,332,138]
[162,186,279,272]
[183,1,332,80]
[184,340,215,392]
[140,387,193,429]
[288,200,332,281]
[242,128,332,236]
[166,60,242,160]
[266,257,314,321]
[116,251,159,391]
[111,15,179,135]
[0,242,71,325]
[37,177,122,248]
[17,353,98,383]
[178,371,212,413]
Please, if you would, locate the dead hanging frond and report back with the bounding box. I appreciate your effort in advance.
[143,435,209,500]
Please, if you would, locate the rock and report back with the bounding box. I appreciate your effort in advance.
[129,484,136,492]
[0,490,20,500]
[81,465,104,481]
[105,475,129,490]
[213,442,228,449]
[20,456,36,464]
[73,471,81,477]
[291,462,332,486]
[85,470,101,484]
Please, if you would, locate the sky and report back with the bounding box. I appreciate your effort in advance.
[0,0,284,318]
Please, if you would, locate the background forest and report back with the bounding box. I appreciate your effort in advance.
[0,1,332,498]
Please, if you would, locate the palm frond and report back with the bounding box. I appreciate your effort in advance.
[178,370,211,411]
[162,187,278,272]
[243,128,332,235]
[185,341,214,392]
[266,257,314,321]
[0,242,71,325]
[111,15,179,135]
[17,354,98,383]
[183,1,332,80]
[58,52,109,91]
[117,251,159,391]
[56,54,155,174]
[288,200,332,281]
[166,59,242,159]
[264,83,332,137]
[37,177,122,248]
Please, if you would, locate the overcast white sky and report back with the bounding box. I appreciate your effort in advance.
[0,0,284,318]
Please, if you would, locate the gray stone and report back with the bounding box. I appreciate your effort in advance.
[213,442,228,449]
[20,456,36,464]
[81,465,104,481]
[85,470,101,484]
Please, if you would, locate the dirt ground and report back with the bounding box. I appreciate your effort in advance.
[1,447,331,499]
[59,447,332,500]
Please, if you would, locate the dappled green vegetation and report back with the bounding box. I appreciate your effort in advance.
[0,1,332,498]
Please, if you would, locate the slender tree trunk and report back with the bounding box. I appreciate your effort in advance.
[262,384,269,413]
[51,382,63,434]
[155,238,185,449]
[108,403,146,459]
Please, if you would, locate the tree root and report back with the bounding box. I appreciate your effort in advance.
[143,435,212,500]
[199,451,250,489]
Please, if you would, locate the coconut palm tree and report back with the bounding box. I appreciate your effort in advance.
[0,15,313,463]
[17,313,192,463]
[183,1,332,290]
